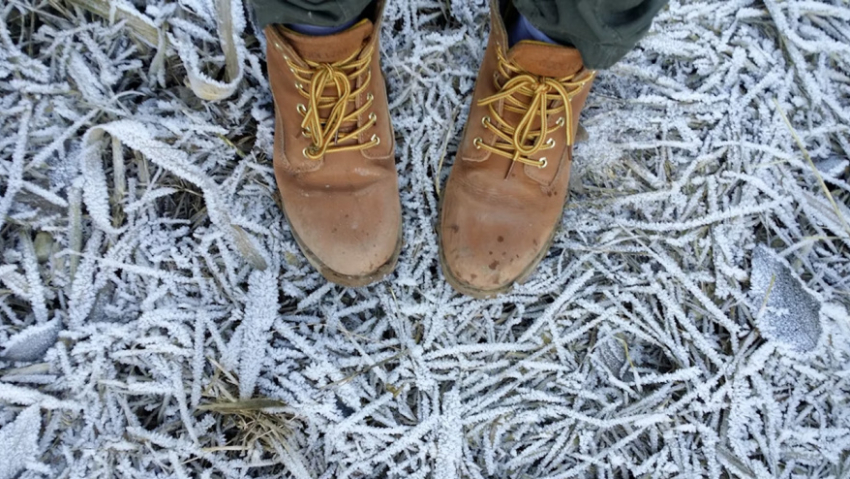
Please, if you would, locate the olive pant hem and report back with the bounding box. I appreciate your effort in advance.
[250,0,667,69]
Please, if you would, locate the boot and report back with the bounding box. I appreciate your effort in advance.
[439,0,596,297]
[265,1,401,287]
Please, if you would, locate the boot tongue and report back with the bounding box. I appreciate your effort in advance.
[280,19,373,63]
[507,40,584,78]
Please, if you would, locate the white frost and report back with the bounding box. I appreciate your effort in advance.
[0,0,849,477]
[0,406,41,479]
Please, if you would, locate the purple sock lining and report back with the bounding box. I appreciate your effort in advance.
[287,18,357,36]
[509,14,558,46]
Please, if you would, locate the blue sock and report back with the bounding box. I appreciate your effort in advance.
[509,14,558,46]
[287,18,357,36]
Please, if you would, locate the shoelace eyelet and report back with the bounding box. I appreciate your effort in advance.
[303,145,321,159]
[291,45,380,158]
[474,49,588,171]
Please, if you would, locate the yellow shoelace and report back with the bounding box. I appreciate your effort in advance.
[287,45,379,160]
[474,48,595,169]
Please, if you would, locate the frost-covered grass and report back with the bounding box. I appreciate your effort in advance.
[1,0,850,477]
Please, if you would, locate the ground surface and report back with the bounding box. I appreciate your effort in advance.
[1,0,850,478]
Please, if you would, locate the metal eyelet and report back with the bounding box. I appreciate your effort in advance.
[368,112,377,122]
[481,116,490,128]
[295,82,303,90]
[301,127,311,137]
[538,158,548,169]
[556,117,565,127]
[297,104,307,115]
[545,138,555,148]
[366,93,374,102]
[371,134,380,145]
[473,137,483,149]
[303,146,320,159]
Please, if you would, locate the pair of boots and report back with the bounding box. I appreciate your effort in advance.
[265,0,595,297]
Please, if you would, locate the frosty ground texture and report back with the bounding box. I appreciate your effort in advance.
[1,0,850,478]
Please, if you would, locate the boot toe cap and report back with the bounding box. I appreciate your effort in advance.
[440,205,551,293]
[287,189,401,280]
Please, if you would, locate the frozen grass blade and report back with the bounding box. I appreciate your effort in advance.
[0,0,849,477]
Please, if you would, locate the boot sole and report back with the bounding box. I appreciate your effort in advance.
[287,213,403,288]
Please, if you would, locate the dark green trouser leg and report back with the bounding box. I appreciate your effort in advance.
[513,0,668,69]
[251,0,371,27]
[250,0,667,69]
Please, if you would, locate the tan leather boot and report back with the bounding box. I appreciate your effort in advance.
[439,0,596,297]
[265,3,401,287]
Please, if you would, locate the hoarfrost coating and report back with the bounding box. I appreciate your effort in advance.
[1,0,850,478]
